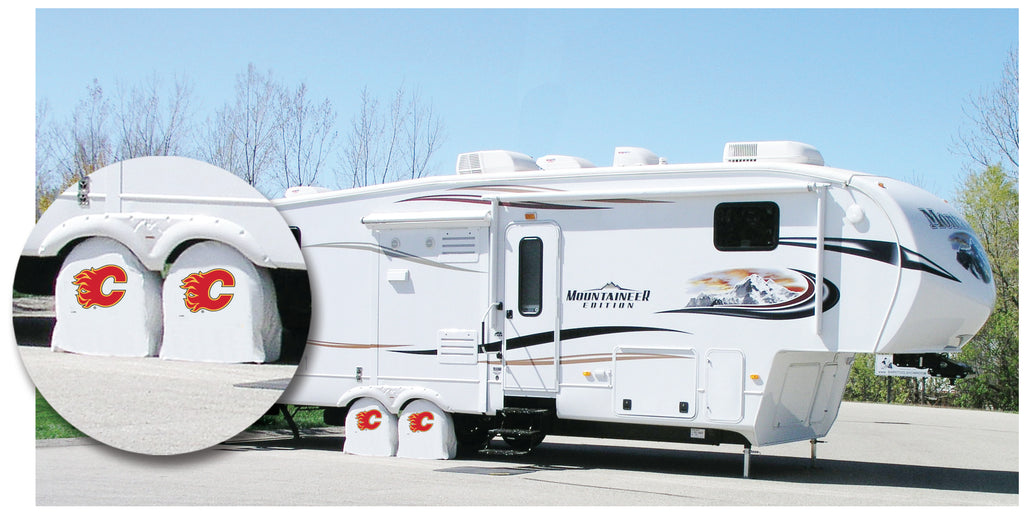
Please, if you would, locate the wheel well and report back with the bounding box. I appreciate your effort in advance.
[14,236,126,295]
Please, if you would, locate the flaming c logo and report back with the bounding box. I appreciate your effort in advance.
[407,412,435,433]
[72,265,127,308]
[355,409,383,431]
[180,269,235,313]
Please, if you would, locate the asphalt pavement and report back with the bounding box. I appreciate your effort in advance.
[22,345,296,455]
[34,401,1018,506]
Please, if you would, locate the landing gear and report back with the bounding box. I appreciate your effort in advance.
[893,353,976,381]
[742,445,752,478]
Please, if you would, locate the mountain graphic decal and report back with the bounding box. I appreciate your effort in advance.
[686,274,799,307]
[660,268,839,320]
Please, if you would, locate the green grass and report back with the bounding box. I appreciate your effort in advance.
[247,405,326,431]
[36,391,325,441]
[35,391,86,440]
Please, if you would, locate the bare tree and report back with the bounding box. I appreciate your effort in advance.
[403,89,446,180]
[277,83,338,191]
[342,86,383,188]
[33,80,112,217]
[340,85,446,187]
[955,48,1019,179]
[201,64,281,194]
[115,74,195,159]
[43,79,113,188]
[199,106,245,179]
[35,100,62,218]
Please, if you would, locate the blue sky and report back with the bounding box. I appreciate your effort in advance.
[31,8,1018,200]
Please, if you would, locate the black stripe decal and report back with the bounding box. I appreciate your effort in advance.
[398,193,609,211]
[779,237,960,283]
[391,326,689,356]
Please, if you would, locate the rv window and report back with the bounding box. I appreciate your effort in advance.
[714,202,779,251]
[518,237,543,316]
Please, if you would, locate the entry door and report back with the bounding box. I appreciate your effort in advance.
[503,223,561,395]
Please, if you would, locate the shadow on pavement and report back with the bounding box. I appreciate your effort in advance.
[224,430,1018,496]
[483,441,1020,495]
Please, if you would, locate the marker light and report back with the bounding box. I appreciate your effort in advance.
[750,374,761,380]
[582,371,592,377]
[524,212,537,220]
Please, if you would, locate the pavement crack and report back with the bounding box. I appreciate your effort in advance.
[520,475,700,500]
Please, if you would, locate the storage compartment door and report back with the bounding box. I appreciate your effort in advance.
[705,349,745,423]
[613,347,697,418]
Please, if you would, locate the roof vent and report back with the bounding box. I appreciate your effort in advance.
[284,185,331,197]
[456,150,541,175]
[536,155,597,171]
[723,141,824,166]
[613,147,662,167]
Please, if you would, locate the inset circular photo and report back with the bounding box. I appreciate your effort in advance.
[14,156,311,455]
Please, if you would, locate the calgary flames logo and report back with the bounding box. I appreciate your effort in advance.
[72,265,127,308]
[180,269,235,313]
[355,409,383,431]
[407,412,435,433]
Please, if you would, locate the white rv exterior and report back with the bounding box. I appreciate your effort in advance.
[274,141,995,451]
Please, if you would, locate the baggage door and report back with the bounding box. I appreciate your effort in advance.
[502,223,561,396]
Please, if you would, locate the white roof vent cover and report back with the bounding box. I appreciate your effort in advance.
[536,155,597,170]
[613,147,662,167]
[723,141,824,166]
[456,150,540,175]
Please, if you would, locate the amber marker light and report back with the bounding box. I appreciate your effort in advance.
[524,212,537,220]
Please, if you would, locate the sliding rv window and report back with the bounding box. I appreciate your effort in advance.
[518,237,544,316]
[714,202,779,251]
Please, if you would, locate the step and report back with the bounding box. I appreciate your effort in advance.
[488,428,544,438]
[499,407,552,416]
[478,448,532,456]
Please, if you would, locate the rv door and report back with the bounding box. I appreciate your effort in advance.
[502,222,561,396]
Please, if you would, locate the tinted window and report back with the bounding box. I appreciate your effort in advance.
[714,202,779,251]
[518,237,543,316]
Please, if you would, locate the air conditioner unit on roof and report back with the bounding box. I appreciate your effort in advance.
[723,141,824,166]
[456,150,540,175]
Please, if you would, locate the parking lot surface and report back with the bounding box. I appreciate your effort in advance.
[35,401,1018,505]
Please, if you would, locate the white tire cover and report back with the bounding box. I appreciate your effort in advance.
[52,237,162,357]
[397,399,457,460]
[343,398,398,457]
[160,241,281,363]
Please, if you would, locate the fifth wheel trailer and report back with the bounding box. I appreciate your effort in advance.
[273,141,995,463]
